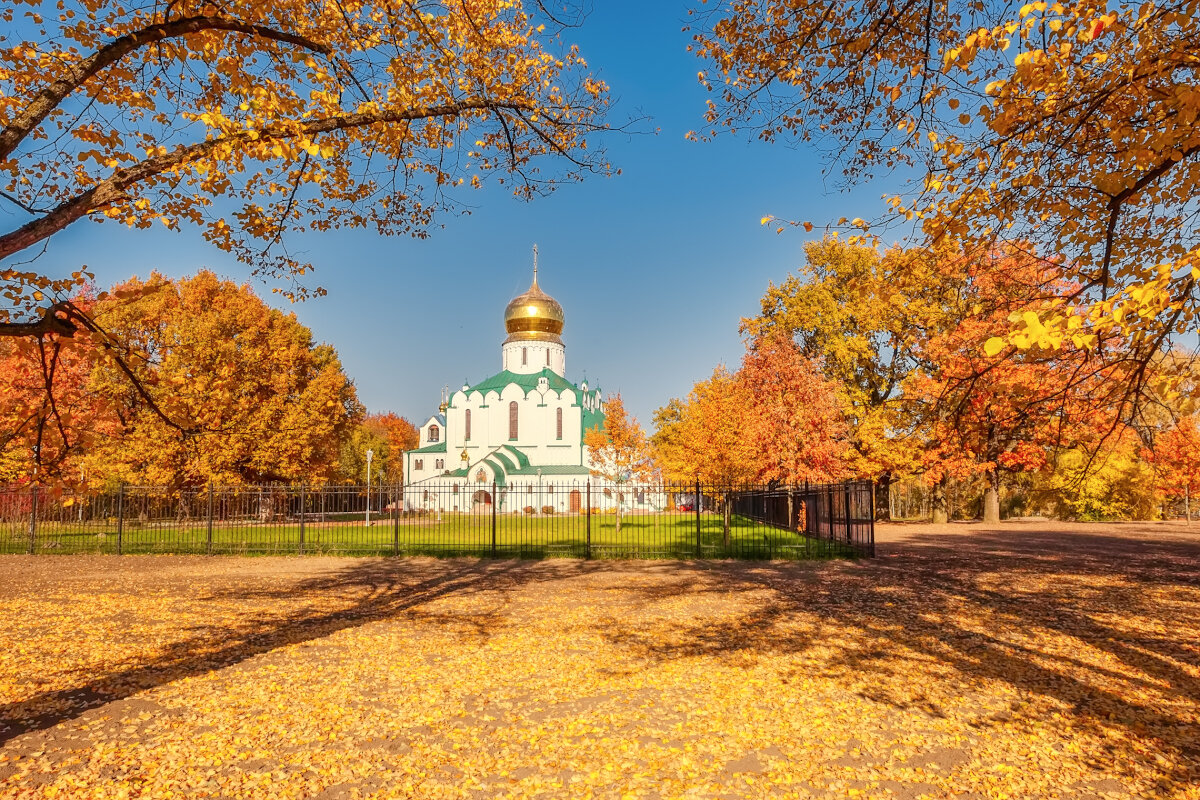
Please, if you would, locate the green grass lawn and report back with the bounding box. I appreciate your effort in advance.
[0,511,857,559]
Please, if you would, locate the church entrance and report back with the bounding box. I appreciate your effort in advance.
[569,490,582,513]
[472,490,492,509]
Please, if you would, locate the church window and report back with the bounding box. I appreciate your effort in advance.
[556,407,563,440]
[527,485,533,494]
[548,484,554,494]
[436,458,444,470]
[522,347,527,366]
[453,485,460,494]
[545,349,550,366]
[464,409,471,440]
[509,401,519,439]
[428,424,440,443]
[415,459,424,470]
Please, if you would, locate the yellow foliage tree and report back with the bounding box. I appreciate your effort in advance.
[691,0,1200,400]
[584,393,651,533]
[1,0,611,330]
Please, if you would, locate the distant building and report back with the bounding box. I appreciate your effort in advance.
[403,250,609,512]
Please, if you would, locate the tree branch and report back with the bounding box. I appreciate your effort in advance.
[0,302,78,338]
[0,98,534,262]
[0,15,332,162]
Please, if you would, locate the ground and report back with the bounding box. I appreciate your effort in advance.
[0,521,1197,799]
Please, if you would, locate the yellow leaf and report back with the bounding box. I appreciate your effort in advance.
[983,336,1006,357]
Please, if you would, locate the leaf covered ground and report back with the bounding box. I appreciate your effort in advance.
[0,521,1197,799]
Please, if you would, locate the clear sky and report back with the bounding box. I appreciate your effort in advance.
[26,0,898,427]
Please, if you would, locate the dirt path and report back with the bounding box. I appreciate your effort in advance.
[0,522,1198,799]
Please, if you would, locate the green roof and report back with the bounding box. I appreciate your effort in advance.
[507,464,591,476]
[463,368,579,397]
[409,442,448,454]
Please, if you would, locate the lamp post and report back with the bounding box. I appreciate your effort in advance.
[365,448,374,526]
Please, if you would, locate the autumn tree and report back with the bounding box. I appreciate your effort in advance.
[82,271,360,487]
[651,368,756,486]
[1149,417,1200,523]
[739,332,849,486]
[1,0,611,314]
[0,294,104,483]
[0,0,613,473]
[690,0,1200,404]
[584,393,651,533]
[338,412,419,484]
[742,236,964,514]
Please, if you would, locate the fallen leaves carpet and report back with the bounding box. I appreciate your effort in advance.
[0,521,1198,799]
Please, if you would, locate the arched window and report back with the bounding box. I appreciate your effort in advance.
[464,409,471,441]
[509,401,519,439]
[545,349,550,366]
[556,407,563,440]
[428,424,440,442]
[521,347,527,366]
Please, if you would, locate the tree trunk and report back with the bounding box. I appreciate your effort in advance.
[874,473,892,521]
[982,469,1001,524]
[1186,485,1191,526]
[932,474,948,524]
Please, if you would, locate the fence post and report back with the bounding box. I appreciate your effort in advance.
[393,483,400,555]
[206,480,214,554]
[117,484,125,555]
[868,481,876,556]
[27,484,38,554]
[585,480,592,559]
[844,484,854,546]
[695,478,702,559]
[299,481,306,555]
[491,481,497,556]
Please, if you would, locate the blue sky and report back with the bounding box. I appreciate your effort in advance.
[24,1,898,427]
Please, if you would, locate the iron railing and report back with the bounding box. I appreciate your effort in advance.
[0,479,874,559]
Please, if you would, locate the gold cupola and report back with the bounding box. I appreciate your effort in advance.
[504,246,564,344]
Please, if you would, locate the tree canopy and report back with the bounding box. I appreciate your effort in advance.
[690,0,1199,385]
[1,0,612,334]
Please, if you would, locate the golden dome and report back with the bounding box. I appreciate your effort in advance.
[504,272,564,344]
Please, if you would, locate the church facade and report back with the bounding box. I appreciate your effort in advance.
[403,255,607,512]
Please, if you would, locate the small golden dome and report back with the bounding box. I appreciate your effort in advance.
[504,273,564,344]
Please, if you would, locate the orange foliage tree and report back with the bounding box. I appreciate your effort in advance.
[338,412,420,484]
[0,295,105,483]
[584,393,651,533]
[82,271,360,487]
[652,368,756,486]
[904,245,1131,522]
[690,0,1200,403]
[654,334,849,488]
[1150,418,1200,523]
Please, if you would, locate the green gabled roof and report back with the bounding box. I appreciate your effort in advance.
[482,458,508,487]
[444,468,468,478]
[409,442,448,454]
[508,464,592,476]
[464,368,579,398]
[500,444,530,468]
[490,449,518,472]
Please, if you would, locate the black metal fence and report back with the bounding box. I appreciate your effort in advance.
[0,480,874,559]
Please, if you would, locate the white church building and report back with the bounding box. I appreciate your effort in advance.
[403,251,611,513]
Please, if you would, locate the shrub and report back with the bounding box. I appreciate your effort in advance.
[523,505,536,514]
[541,505,555,515]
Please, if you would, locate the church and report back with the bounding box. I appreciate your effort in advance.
[403,249,607,512]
